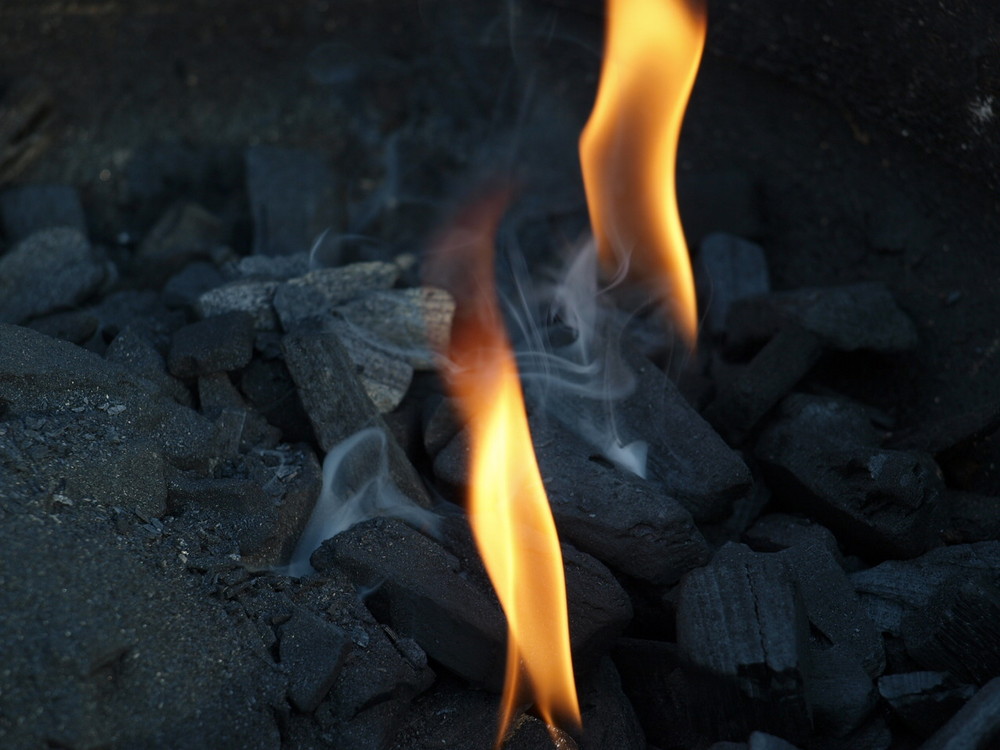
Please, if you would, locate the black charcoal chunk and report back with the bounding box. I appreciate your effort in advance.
[91,290,186,352]
[708,744,749,750]
[163,261,227,309]
[805,644,877,736]
[245,145,342,256]
[313,518,507,688]
[756,394,943,559]
[281,328,430,507]
[807,716,892,750]
[0,183,86,242]
[695,232,770,336]
[134,202,224,284]
[279,608,352,713]
[744,514,842,561]
[197,372,281,449]
[920,677,1000,750]
[677,171,762,245]
[577,657,646,750]
[677,543,811,743]
[901,572,1000,683]
[851,542,1000,637]
[706,326,822,445]
[725,282,918,354]
[106,326,193,406]
[435,421,709,586]
[747,733,802,750]
[27,308,99,345]
[168,311,255,378]
[942,490,1000,544]
[878,671,976,737]
[198,279,280,330]
[0,228,109,324]
[238,357,313,444]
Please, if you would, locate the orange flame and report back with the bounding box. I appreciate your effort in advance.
[579,0,707,347]
[425,188,581,746]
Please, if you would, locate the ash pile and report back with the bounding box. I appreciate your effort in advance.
[0,145,999,750]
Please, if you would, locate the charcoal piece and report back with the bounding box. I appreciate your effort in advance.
[197,372,281,449]
[612,638,683,749]
[107,327,193,407]
[851,542,1000,637]
[197,279,280,331]
[942,490,1000,544]
[725,282,918,354]
[325,318,414,413]
[805,644,877,736]
[901,572,1000,684]
[422,394,461,457]
[747,733,802,750]
[283,262,400,307]
[920,677,1000,750]
[887,400,1000,458]
[236,252,312,280]
[279,608,352,713]
[245,145,342,256]
[756,394,943,559]
[90,289,186,352]
[744,514,843,561]
[272,281,333,331]
[133,202,224,283]
[281,328,430,507]
[0,183,86,242]
[576,657,645,750]
[238,357,314,444]
[778,541,885,677]
[312,517,507,688]
[162,262,228,309]
[434,421,710,586]
[706,326,822,445]
[676,543,811,743]
[695,232,770,336]
[806,716,892,750]
[333,287,455,369]
[708,744,748,750]
[677,171,762,245]
[0,228,109,324]
[168,311,255,378]
[28,309,99,345]
[878,671,977,737]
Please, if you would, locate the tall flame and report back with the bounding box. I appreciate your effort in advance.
[579,0,707,346]
[426,188,581,746]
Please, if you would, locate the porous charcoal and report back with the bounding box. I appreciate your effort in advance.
[168,310,256,378]
[107,326,193,406]
[920,677,1000,750]
[198,279,280,331]
[756,394,943,558]
[278,608,352,713]
[676,543,811,743]
[576,657,646,750]
[0,228,110,324]
[805,644,877,736]
[0,183,86,242]
[245,145,342,256]
[747,733,802,750]
[878,671,976,738]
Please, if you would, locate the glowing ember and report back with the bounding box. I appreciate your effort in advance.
[579,0,708,346]
[425,187,581,746]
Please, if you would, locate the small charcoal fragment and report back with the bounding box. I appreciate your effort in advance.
[0,228,109,324]
[0,183,86,242]
[107,327,193,406]
[279,608,352,713]
[245,145,342,256]
[878,671,976,738]
[920,677,1000,750]
[676,543,811,743]
[695,232,770,336]
[756,394,943,559]
[805,644,877,736]
[168,311,255,378]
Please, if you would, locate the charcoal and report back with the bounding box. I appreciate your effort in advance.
[612,638,685,749]
[168,311,255,378]
[133,202,224,284]
[0,77,56,184]
[197,373,281,448]
[238,357,314,444]
[278,608,352,713]
[0,228,110,324]
[576,657,645,750]
[744,514,843,561]
[324,318,415,413]
[748,733,802,750]
[236,251,312,280]
[920,677,1000,750]
[887,400,1000,457]
[805,643,877,736]
[708,744,749,750]
[0,322,218,474]
[163,262,228,309]
[806,716,892,750]
[877,671,976,737]
[422,393,461,457]
[107,326,193,406]
[706,325,823,445]
[777,540,885,677]
[725,282,918,354]
[0,183,86,242]
[942,490,1000,544]
[312,517,506,688]
[677,170,763,245]
[901,572,1000,683]
[434,420,710,586]
[282,262,400,307]
[756,394,943,559]
[245,145,342,256]
[197,279,280,330]
[676,543,812,743]
[90,289,186,352]
[694,232,771,336]
[851,542,1000,637]
[27,308,100,345]
[272,280,333,331]
[281,328,430,506]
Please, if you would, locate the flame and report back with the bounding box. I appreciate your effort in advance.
[426,187,581,746]
[579,0,707,346]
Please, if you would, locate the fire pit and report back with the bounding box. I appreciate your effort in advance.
[1,1,999,749]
